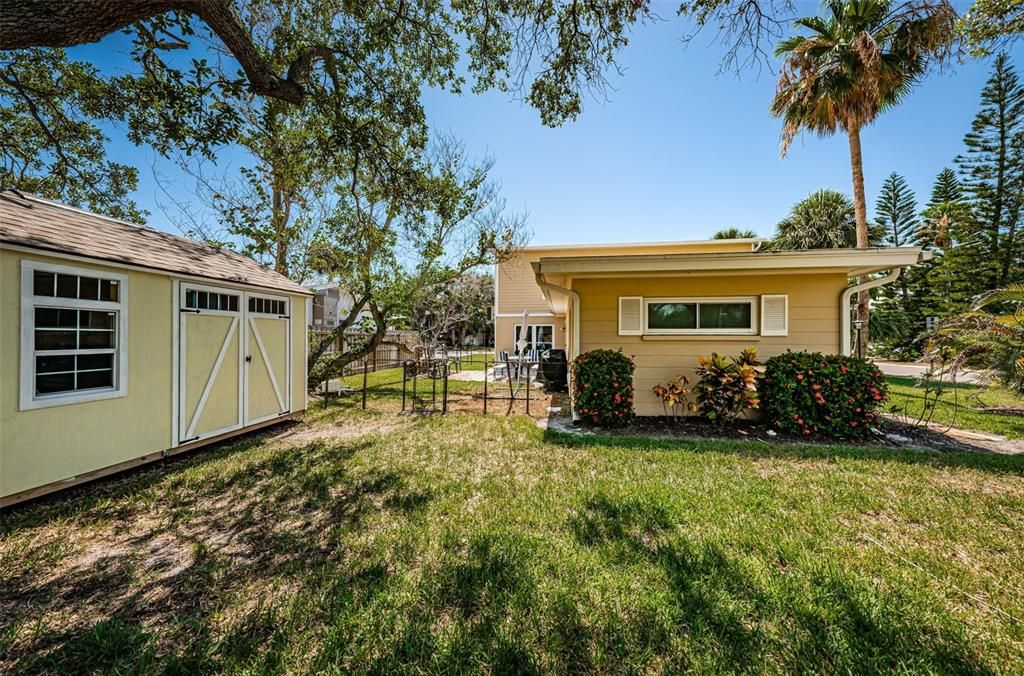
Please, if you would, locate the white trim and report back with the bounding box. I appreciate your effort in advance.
[643,296,758,336]
[520,237,767,252]
[244,291,292,424]
[171,279,180,448]
[1,243,313,296]
[495,312,557,318]
[760,294,789,337]
[185,316,239,439]
[512,323,556,352]
[19,260,129,411]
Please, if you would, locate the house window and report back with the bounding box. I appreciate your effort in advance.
[21,262,128,410]
[513,324,554,353]
[644,297,757,335]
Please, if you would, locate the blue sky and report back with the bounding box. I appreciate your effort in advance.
[83,5,1024,246]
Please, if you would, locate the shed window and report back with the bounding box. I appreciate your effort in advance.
[185,290,239,312]
[643,297,757,335]
[249,297,287,315]
[21,262,128,410]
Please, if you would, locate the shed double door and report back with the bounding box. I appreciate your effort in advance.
[177,283,291,444]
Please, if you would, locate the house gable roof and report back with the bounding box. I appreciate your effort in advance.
[0,192,309,295]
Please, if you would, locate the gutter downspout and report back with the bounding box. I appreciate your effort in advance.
[840,268,901,357]
[534,268,581,420]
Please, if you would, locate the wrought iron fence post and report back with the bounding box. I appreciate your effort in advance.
[431,362,437,412]
[362,360,368,410]
[442,362,449,414]
[525,359,531,416]
[401,363,407,412]
[483,356,488,415]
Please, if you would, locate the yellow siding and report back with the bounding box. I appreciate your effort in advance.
[1,249,311,501]
[574,274,846,416]
[494,315,566,356]
[1,250,174,497]
[496,241,758,315]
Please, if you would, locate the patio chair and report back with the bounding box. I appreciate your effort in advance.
[494,350,510,379]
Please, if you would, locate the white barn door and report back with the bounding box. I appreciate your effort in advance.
[178,283,243,444]
[243,292,291,425]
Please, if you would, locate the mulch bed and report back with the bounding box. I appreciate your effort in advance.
[559,414,1016,454]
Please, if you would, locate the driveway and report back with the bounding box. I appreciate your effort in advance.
[873,360,984,384]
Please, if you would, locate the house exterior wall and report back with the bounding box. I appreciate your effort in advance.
[0,248,309,502]
[494,315,567,355]
[494,241,760,355]
[573,273,847,417]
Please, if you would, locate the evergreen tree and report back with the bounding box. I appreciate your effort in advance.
[955,53,1024,289]
[920,169,978,316]
[874,172,919,302]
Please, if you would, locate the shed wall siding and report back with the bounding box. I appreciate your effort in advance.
[573,274,846,417]
[1,249,173,497]
[1,249,311,501]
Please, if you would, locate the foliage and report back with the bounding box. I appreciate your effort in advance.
[886,374,1024,438]
[954,53,1024,292]
[306,136,526,390]
[959,0,1024,55]
[414,272,495,347]
[2,1,653,216]
[762,351,888,439]
[771,0,956,338]
[693,347,760,425]
[870,172,921,352]
[0,49,144,220]
[876,172,921,250]
[711,227,758,239]
[651,374,696,421]
[572,349,636,428]
[927,284,1024,394]
[770,189,882,249]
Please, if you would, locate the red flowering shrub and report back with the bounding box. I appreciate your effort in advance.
[572,349,635,428]
[761,351,888,439]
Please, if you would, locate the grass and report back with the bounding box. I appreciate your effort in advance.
[885,376,1024,439]
[3,403,1024,673]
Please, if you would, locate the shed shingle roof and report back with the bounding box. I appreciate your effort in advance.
[0,192,309,295]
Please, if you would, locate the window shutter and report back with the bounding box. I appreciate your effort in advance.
[760,295,788,336]
[618,296,643,335]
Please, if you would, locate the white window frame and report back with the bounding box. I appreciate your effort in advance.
[20,260,129,410]
[643,296,758,336]
[513,323,556,352]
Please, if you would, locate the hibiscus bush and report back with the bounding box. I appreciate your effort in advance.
[761,351,888,439]
[572,349,635,428]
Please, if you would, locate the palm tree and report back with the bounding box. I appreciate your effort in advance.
[928,284,1024,394]
[711,227,759,239]
[770,189,883,250]
[771,0,956,344]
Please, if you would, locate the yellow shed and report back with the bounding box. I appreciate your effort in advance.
[0,192,311,507]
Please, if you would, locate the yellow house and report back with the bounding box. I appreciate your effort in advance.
[495,238,928,417]
[1,193,311,506]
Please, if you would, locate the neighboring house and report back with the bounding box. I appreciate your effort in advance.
[496,238,928,416]
[306,283,373,327]
[0,192,311,506]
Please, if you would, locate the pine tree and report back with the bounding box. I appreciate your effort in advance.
[955,53,1024,289]
[874,172,919,302]
[920,169,978,316]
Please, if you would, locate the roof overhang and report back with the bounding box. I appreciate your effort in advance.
[532,247,929,278]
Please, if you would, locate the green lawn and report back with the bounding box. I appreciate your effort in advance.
[2,405,1024,672]
[885,375,1024,439]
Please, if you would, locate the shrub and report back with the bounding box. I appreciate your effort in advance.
[652,374,696,421]
[572,349,635,428]
[761,351,888,438]
[693,348,760,425]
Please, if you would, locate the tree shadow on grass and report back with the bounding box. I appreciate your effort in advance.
[569,491,991,673]
[541,427,1024,476]
[1,435,434,674]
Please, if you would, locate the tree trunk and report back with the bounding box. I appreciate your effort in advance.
[848,126,870,355]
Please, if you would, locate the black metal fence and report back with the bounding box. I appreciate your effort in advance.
[320,351,566,416]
